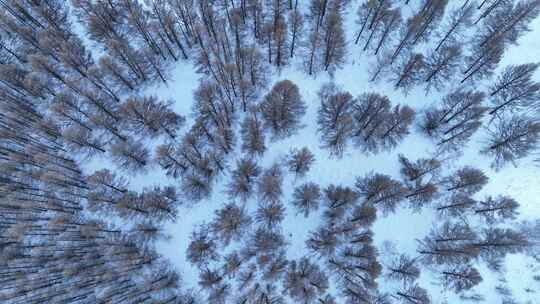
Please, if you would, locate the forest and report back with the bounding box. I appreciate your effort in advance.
[0,0,540,303]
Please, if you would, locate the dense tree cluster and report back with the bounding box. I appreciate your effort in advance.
[317,83,415,156]
[356,0,540,169]
[0,0,538,303]
[0,96,190,303]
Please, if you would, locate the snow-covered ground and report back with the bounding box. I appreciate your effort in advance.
[80,2,540,303]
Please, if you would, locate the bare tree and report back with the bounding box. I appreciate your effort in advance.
[405,182,439,212]
[62,125,106,156]
[391,0,448,63]
[369,50,393,82]
[181,172,213,202]
[226,158,261,201]
[211,202,252,246]
[261,250,288,281]
[488,63,540,116]
[284,258,329,303]
[286,147,315,178]
[392,52,426,94]
[462,0,540,83]
[320,3,347,74]
[354,0,382,45]
[317,83,355,157]
[128,220,169,244]
[473,227,530,269]
[267,14,290,68]
[355,1,401,55]
[419,90,487,152]
[482,114,540,169]
[192,80,234,141]
[256,201,286,229]
[187,224,220,268]
[474,0,509,25]
[477,0,540,50]
[48,92,95,133]
[356,172,406,215]
[257,164,284,203]
[461,35,504,83]
[260,80,306,139]
[322,184,361,222]
[440,264,482,293]
[379,104,415,152]
[433,2,474,52]
[291,182,321,217]
[444,166,488,195]
[318,294,338,304]
[87,168,129,214]
[303,0,327,75]
[288,8,303,58]
[135,185,180,221]
[328,244,382,292]
[352,93,413,153]
[436,194,477,218]
[148,0,189,60]
[349,204,378,227]
[385,254,420,285]
[306,226,339,257]
[398,154,441,185]
[109,138,149,173]
[119,95,185,140]
[248,226,288,257]
[423,45,462,93]
[198,267,223,291]
[394,284,431,304]
[240,108,267,157]
[237,282,285,303]
[418,221,479,266]
[474,195,520,224]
